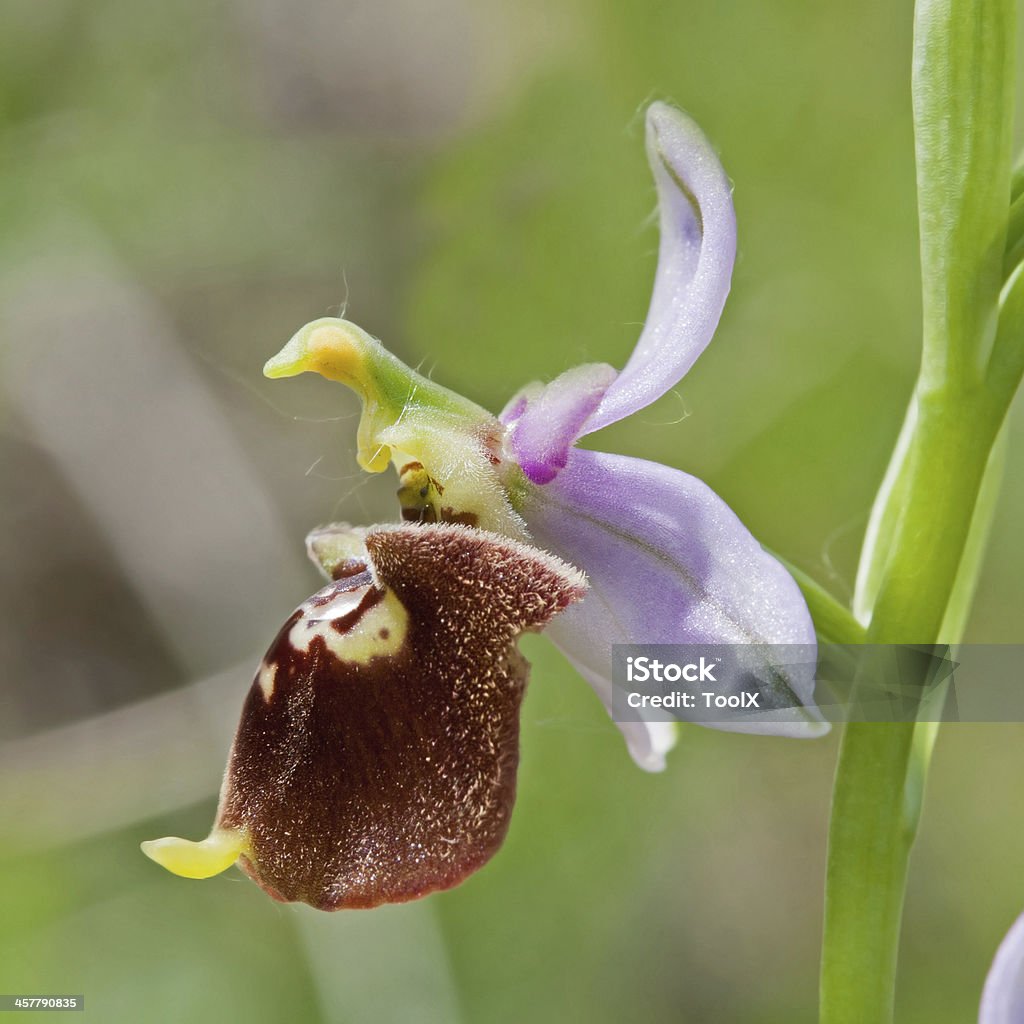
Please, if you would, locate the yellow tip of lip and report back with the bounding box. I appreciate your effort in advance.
[264,320,369,385]
[141,830,244,880]
[263,350,304,380]
[263,324,314,379]
[262,359,299,379]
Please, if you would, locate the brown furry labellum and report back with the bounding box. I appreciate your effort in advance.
[142,523,586,910]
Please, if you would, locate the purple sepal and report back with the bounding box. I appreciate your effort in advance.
[981,912,1024,1024]
[520,448,825,766]
[583,102,737,435]
[500,364,616,484]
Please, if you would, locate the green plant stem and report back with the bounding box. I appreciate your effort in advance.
[820,387,1001,1024]
[820,0,1015,1016]
[821,721,916,1024]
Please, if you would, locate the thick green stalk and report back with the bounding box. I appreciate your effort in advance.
[820,391,1000,1024]
[820,2,1014,1021]
[913,0,1014,388]
[821,722,916,1024]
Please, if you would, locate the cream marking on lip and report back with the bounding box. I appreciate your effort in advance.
[256,661,278,700]
[287,585,408,666]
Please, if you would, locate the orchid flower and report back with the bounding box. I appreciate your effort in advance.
[981,911,1024,1024]
[261,101,825,770]
[142,102,824,909]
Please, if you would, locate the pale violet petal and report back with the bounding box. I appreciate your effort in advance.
[582,103,737,434]
[981,912,1024,1023]
[522,448,826,758]
[500,364,616,484]
[565,654,678,772]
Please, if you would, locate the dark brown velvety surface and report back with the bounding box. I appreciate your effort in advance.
[217,523,585,910]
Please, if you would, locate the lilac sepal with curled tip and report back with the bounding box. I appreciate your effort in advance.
[981,912,1024,1023]
[501,101,738,478]
[522,449,825,770]
[498,103,819,767]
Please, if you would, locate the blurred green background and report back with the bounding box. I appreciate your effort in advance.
[1,1,1023,1021]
